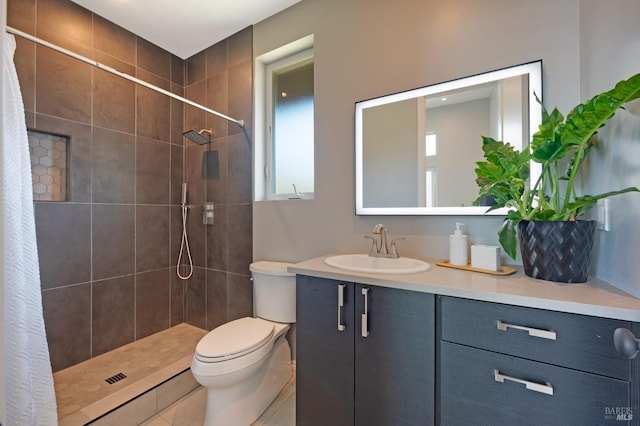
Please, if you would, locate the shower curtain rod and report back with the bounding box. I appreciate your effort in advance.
[5,26,245,128]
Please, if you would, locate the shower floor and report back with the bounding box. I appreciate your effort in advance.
[53,323,207,425]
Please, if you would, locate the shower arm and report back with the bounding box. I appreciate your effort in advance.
[5,26,245,128]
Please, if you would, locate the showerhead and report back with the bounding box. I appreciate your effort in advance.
[183,129,212,145]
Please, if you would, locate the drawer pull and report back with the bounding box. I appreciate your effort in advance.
[361,288,370,338]
[494,369,554,395]
[337,284,346,332]
[496,320,556,340]
[614,328,640,359]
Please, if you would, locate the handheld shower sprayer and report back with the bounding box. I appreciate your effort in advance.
[183,129,213,145]
[177,183,193,280]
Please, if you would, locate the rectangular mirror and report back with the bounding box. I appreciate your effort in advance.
[355,60,542,215]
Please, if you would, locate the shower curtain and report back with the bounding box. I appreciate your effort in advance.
[2,34,58,425]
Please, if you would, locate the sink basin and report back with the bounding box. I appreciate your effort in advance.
[324,254,430,274]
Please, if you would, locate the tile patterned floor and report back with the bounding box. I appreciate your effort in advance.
[140,373,296,426]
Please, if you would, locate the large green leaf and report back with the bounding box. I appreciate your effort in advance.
[560,74,640,150]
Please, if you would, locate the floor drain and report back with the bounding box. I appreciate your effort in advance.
[105,372,127,384]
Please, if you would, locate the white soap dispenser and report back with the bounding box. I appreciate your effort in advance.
[449,222,468,266]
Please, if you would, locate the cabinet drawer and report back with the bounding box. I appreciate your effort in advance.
[440,296,631,379]
[440,342,631,426]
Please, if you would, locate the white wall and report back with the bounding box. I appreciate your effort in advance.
[579,0,640,297]
[253,0,581,265]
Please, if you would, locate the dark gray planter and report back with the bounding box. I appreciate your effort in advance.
[517,220,596,283]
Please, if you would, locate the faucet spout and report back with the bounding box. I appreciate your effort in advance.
[372,224,388,255]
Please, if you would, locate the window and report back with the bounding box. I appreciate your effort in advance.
[255,37,314,201]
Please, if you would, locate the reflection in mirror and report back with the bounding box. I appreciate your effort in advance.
[355,60,542,215]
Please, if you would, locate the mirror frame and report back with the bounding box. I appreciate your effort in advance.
[355,60,542,216]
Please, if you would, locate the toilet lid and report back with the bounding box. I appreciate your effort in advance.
[195,317,275,361]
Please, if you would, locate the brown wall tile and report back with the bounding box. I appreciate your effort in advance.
[206,270,227,330]
[227,60,253,137]
[186,267,206,329]
[170,54,184,86]
[185,80,207,134]
[170,84,185,146]
[92,276,135,356]
[205,42,227,79]
[186,50,206,85]
[171,206,183,267]
[8,0,36,34]
[227,133,252,204]
[92,127,135,203]
[93,67,136,134]
[186,204,206,268]
[36,0,93,48]
[137,37,171,81]
[136,71,171,142]
[136,269,170,339]
[206,204,227,271]
[136,205,170,272]
[136,137,170,205]
[227,26,252,68]
[92,204,135,280]
[205,71,229,138]
[13,37,35,115]
[227,273,253,322]
[170,144,184,206]
[93,14,136,64]
[36,45,92,124]
[227,203,252,275]
[171,272,185,326]
[204,140,228,204]
[43,283,91,371]
[35,202,91,289]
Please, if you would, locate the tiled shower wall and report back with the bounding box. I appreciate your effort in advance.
[7,0,252,372]
[182,28,254,331]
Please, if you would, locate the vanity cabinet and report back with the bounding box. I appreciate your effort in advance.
[438,296,640,426]
[296,275,435,426]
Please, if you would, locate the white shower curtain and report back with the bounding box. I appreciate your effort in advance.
[2,34,58,425]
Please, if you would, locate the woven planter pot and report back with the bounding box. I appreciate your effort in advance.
[517,220,596,283]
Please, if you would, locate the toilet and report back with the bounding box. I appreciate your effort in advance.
[190,261,296,426]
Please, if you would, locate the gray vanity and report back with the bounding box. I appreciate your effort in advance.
[290,254,640,426]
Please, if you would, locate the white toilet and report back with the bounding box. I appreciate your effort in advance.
[190,261,296,426]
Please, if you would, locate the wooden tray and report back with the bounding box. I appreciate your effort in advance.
[436,260,516,276]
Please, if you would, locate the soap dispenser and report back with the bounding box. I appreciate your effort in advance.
[449,222,468,266]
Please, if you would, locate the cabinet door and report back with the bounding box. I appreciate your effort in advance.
[296,275,355,426]
[355,284,435,426]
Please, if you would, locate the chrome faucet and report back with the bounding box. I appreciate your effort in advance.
[365,224,404,259]
[373,224,389,255]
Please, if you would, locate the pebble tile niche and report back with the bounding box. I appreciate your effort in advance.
[28,130,69,201]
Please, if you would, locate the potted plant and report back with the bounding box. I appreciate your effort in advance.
[474,73,640,283]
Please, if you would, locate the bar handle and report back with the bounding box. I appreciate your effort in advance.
[337,284,346,332]
[497,320,556,340]
[494,369,554,395]
[361,288,369,338]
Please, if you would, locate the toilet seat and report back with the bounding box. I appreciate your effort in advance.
[195,317,275,363]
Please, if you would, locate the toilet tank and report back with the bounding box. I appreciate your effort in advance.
[250,261,296,323]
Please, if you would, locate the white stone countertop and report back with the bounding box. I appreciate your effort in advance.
[288,252,640,322]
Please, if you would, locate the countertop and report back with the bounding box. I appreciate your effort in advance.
[289,252,640,322]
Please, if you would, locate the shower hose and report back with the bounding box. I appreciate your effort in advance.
[176,203,193,280]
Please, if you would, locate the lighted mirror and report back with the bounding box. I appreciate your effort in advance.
[355,60,542,215]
